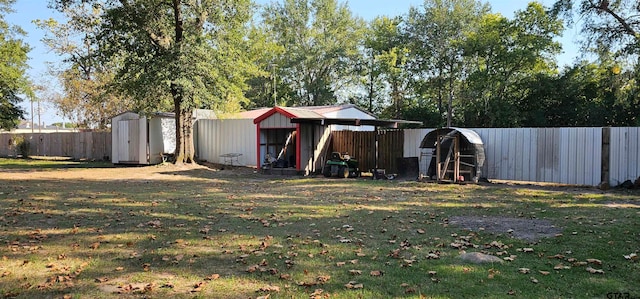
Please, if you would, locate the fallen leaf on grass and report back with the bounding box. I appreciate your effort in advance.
[257,285,280,292]
[310,289,324,298]
[554,263,570,270]
[114,267,124,272]
[417,229,425,234]
[503,255,517,262]
[205,274,220,280]
[142,283,156,293]
[518,268,530,274]
[344,281,363,289]
[191,281,206,292]
[539,270,550,276]
[370,270,383,276]
[94,277,109,283]
[586,267,604,274]
[624,253,638,261]
[487,268,499,279]
[405,287,416,294]
[586,259,602,265]
[316,275,331,284]
[336,262,346,267]
[530,277,539,284]
[349,270,362,275]
[279,273,291,280]
[573,261,588,266]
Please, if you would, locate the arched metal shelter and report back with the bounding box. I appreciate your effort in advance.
[419,127,485,183]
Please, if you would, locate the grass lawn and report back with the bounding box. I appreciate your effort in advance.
[0,158,638,298]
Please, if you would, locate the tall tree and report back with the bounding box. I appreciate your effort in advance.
[404,0,489,127]
[364,16,410,119]
[552,0,640,56]
[461,2,562,127]
[0,0,31,130]
[35,5,134,129]
[52,0,257,163]
[261,0,365,106]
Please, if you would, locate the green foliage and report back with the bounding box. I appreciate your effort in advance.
[53,0,258,163]
[460,3,563,127]
[404,0,489,126]
[0,0,31,130]
[519,59,640,127]
[363,16,411,119]
[34,7,134,130]
[260,0,366,106]
[552,0,640,56]
[10,135,30,158]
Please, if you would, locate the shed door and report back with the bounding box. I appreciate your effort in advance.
[118,119,140,163]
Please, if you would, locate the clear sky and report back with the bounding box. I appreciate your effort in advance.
[6,0,582,126]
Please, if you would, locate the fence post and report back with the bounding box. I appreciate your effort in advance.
[601,127,610,188]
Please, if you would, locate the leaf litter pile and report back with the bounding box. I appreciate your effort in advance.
[0,162,638,298]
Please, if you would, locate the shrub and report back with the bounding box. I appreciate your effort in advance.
[12,136,31,158]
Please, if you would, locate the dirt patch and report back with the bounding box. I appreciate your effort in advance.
[448,216,562,242]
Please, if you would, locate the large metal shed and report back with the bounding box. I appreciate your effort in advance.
[420,127,485,183]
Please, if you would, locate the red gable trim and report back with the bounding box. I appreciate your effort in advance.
[253,107,298,124]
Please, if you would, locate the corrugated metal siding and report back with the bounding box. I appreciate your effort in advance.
[403,129,434,175]
[261,113,295,129]
[299,124,331,174]
[610,127,640,186]
[405,127,604,186]
[195,119,257,166]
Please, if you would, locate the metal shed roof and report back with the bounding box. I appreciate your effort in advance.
[420,127,483,148]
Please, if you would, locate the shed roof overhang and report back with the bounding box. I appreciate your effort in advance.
[420,127,483,148]
[290,118,422,128]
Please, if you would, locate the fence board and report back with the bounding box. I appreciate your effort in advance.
[403,127,609,186]
[331,130,403,173]
[0,132,111,161]
[610,127,640,186]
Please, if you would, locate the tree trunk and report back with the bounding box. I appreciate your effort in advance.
[172,85,185,164]
[447,72,453,127]
[182,108,194,163]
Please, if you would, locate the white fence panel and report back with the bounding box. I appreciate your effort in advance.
[403,129,434,176]
[195,119,257,167]
[609,127,640,186]
[405,127,605,186]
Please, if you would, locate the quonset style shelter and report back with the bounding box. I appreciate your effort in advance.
[420,127,485,183]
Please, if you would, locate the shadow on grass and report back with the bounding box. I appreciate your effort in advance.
[0,171,638,298]
[0,157,114,170]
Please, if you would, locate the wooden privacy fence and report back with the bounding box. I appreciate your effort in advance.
[0,132,111,161]
[331,130,404,173]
